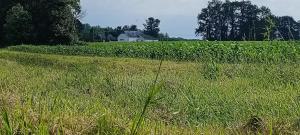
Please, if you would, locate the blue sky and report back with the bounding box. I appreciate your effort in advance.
[81,0,300,39]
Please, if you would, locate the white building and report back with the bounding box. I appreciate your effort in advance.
[118,31,159,42]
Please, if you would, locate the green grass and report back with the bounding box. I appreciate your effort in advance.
[1,41,300,134]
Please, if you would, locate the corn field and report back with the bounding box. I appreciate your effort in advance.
[7,41,300,63]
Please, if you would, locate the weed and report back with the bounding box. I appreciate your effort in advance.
[1,109,13,135]
[202,60,220,80]
[130,60,163,135]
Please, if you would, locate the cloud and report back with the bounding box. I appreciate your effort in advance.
[82,0,204,16]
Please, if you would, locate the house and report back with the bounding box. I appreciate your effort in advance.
[118,31,159,42]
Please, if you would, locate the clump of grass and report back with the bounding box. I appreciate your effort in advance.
[242,116,266,134]
[232,117,300,134]
[202,60,220,80]
[92,115,126,135]
[130,60,163,135]
[1,109,13,135]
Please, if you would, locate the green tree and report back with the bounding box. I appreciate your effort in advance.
[45,0,80,44]
[276,16,299,40]
[1,0,81,45]
[122,25,130,31]
[298,21,300,40]
[143,17,161,38]
[121,25,138,31]
[129,25,138,31]
[196,0,274,41]
[263,16,275,41]
[4,3,32,45]
[0,0,16,45]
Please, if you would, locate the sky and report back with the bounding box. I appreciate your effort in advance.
[81,0,300,39]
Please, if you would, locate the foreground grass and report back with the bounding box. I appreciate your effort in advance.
[1,50,300,134]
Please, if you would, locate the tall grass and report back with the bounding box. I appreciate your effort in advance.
[131,60,163,135]
[1,109,13,135]
[1,42,300,134]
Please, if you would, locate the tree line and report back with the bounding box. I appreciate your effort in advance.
[79,24,137,42]
[196,0,300,41]
[1,0,300,46]
[78,17,169,42]
[0,0,166,46]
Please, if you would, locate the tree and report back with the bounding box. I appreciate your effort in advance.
[122,25,130,31]
[143,17,161,37]
[276,16,299,40]
[78,24,128,42]
[256,6,273,40]
[196,0,276,41]
[0,0,16,45]
[44,0,81,44]
[129,25,138,31]
[121,25,138,31]
[158,33,169,40]
[263,16,275,41]
[4,4,32,44]
[298,21,300,40]
[196,8,211,40]
[196,0,300,41]
[114,26,124,36]
[79,23,92,41]
[0,0,81,45]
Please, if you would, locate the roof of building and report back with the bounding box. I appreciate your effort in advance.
[123,31,142,38]
[121,31,158,40]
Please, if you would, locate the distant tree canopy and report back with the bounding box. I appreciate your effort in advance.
[0,0,81,46]
[79,24,169,42]
[143,17,161,38]
[79,18,168,42]
[4,4,32,45]
[196,0,300,41]
[78,24,140,42]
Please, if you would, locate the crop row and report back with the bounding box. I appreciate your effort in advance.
[7,41,300,63]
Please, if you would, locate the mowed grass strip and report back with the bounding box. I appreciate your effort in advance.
[1,50,300,134]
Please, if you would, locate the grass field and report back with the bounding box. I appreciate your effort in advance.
[1,42,300,134]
